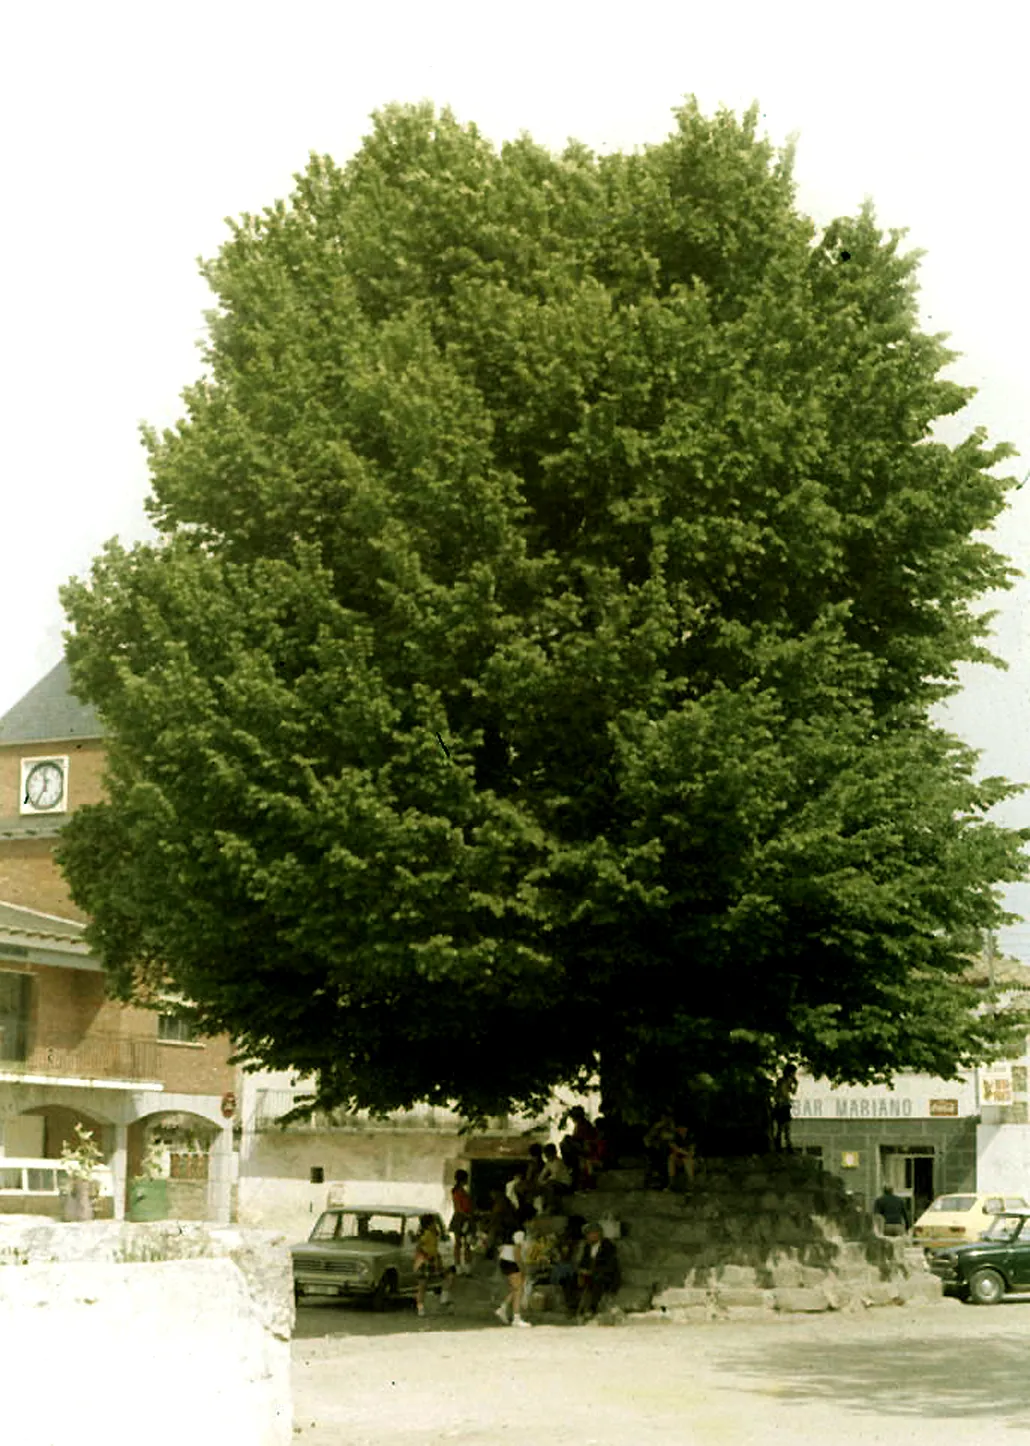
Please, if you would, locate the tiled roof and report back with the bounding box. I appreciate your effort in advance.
[0,900,87,944]
[0,660,104,745]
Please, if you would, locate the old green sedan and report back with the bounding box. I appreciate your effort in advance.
[291,1205,452,1310]
[928,1211,1030,1305]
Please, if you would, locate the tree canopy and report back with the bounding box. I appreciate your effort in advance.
[60,99,1029,1126]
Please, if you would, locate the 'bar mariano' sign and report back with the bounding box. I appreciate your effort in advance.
[792,1073,977,1121]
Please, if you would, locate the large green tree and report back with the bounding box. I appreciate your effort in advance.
[60,100,1028,1128]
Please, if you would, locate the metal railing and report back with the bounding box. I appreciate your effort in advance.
[0,1032,159,1082]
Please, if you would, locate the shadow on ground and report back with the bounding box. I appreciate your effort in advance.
[718,1305,1030,1421]
[293,1298,504,1337]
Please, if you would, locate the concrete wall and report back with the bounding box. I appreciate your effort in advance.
[238,1127,465,1240]
[0,1220,293,1446]
[975,1124,1030,1196]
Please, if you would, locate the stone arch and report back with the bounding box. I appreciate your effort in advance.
[19,1101,116,1161]
[127,1109,223,1222]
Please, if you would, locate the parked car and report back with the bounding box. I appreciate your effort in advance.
[911,1192,1029,1251]
[291,1205,452,1309]
[928,1211,1030,1304]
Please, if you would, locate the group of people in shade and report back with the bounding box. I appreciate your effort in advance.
[411,1107,623,1325]
[410,1074,805,1325]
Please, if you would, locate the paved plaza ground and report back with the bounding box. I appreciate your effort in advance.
[291,1290,1030,1445]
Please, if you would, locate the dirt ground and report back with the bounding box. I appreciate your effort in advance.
[291,1290,1030,1445]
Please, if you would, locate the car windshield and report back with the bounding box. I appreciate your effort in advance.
[928,1195,976,1213]
[310,1211,405,1245]
[981,1215,1030,1243]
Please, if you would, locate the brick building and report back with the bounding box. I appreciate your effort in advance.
[0,662,237,1221]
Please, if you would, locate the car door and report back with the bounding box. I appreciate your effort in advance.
[1005,1217,1030,1290]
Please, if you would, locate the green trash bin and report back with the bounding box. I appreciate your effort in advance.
[128,1178,168,1221]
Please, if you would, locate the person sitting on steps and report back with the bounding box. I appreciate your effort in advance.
[564,1220,621,1320]
[537,1142,573,1215]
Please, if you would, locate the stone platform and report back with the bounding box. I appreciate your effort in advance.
[557,1153,942,1319]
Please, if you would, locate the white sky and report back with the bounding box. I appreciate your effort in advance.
[3,1,1029,947]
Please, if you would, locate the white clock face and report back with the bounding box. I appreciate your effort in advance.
[25,760,65,811]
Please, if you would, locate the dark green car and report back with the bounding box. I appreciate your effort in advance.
[929,1211,1030,1305]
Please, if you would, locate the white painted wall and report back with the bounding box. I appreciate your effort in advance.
[236,1127,459,1238]
[976,1125,1030,1197]
[794,1070,979,1120]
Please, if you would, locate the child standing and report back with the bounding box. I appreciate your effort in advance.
[413,1213,455,1318]
[450,1168,476,1276]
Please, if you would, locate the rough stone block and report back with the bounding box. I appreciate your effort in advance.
[769,1262,804,1289]
[0,1258,291,1446]
[624,1309,674,1326]
[713,1287,770,1309]
[717,1264,757,1287]
[799,1265,830,1289]
[653,1286,709,1309]
[896,1274,944,1304]
[774,1287,830,1313]
[615,1286,655,1312]
[833,1241,870,1269]
[623,1266,660,1290]
[0,1221,294,1343]
[664,1304,712,1324]
[668,1221,710,1246]
[862,1282,902,1307]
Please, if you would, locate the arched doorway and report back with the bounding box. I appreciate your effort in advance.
[2,1103,116,1219]
[127,1111,222,1221]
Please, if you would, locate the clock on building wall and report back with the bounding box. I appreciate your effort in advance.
[20,756,69,815]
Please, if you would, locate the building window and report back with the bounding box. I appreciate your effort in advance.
[0,972,31,1062]
[157,1013,200,1045]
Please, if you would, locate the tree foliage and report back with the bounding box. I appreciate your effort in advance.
[60,99,1028,1124]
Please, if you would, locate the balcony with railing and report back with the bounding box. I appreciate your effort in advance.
[0,1031,160,1084]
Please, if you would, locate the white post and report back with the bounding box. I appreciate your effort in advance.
[111,1122,128,1221]
[207,1121,234,1224]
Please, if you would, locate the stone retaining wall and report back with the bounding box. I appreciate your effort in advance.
[569,1153,942,1319]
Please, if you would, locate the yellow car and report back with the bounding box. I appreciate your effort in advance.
[912,1192,1029,1251]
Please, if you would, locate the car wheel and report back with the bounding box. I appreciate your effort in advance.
[967,1268,1006,1306]
[371,1271,398,1312]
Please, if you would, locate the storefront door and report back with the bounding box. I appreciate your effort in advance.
[881,1146,935,1221]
